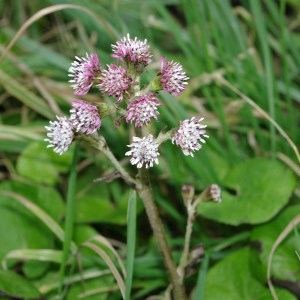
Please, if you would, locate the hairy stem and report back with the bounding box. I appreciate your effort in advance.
[177,203,194,283]
[138,167,187,300]
[100,141,138,188]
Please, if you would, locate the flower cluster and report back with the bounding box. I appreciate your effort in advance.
[111,34,152,67]
[126,93,160,128]
[68,53,101,96]
[45,34,208,167]
[172,117,208,157]
[159,57,189,96]
[125,135,159,168]
[45,116,74,155]
[98,64,132,103]
[45,100,101,154]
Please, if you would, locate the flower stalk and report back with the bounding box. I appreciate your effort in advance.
[138,167,187,300]
[178,184,221,283]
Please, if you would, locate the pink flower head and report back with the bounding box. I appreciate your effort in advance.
[70,100,101,135]
[111,34,152,66]
[68,53,101,96]
[45,116,74,155]
[125,135,159,168]
[126,93,161,127]
[98,64,132,103]
[172,117,208,157]
[159,57,189,96]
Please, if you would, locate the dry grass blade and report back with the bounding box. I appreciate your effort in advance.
[0,190,77,253]
[0,4,116,63]
[216,74,300,164]
[90,236,126,278]
[82,240,125,299]
[2,249,62,269]
[38,269,111,294]
[0,125,42,141]
[267,214,300,300]
[78,285,120,298]
[0,70,54,119]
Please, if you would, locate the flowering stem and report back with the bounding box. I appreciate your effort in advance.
[78,133,137,188]
[138,167,187,300]
[100,142,138,188]
[177,202,195,283]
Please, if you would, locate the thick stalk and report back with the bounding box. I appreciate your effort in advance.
[138,167,187,300]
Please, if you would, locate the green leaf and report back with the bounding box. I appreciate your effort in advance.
[16,141,73,185]
[75,178,143,225]
[0,69,54,119]
[0,181,64,262]
[0,270,40,298]
[198,158,296,225]
[125,190,137,300]
[251,205,300,282]
[74,225,99,245]
[67,276,114,300]
[203,248,296,300]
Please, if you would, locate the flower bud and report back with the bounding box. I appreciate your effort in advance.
[201,184,222,203]
[181,184,195,206]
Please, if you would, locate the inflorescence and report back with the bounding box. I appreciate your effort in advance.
[45,34,208,168]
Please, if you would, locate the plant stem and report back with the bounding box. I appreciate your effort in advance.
[138,167,187,300]
[100,141,138,188]
[177,203,194,283]
[77,133,138,188]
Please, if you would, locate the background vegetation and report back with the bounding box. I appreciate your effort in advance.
[0,0,299,299]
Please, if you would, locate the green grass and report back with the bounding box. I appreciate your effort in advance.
[0,0,299,299]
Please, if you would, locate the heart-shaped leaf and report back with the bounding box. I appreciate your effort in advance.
[251,205,300,282]
[203,248,296,300]
[198,158,296,225]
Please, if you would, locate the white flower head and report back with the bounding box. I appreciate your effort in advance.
[45,116,74,155]
[125,135,160,168]
[172,117,208,156]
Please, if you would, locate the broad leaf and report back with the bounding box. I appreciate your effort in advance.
[198,158,296,225]
[0,270,40,298]
[75,175,143,224]
[203,248,296,300]
[251,205,300,282]
[16,141,73,185]
[0,181,64,276]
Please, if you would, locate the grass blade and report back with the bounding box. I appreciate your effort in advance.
[250,0,277,157]
[82,241,125,299]
[2,249,63,269]
[192,253,210,300]
[59,144,79,295]
[125,190,137,300]
[0,190,76,252]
